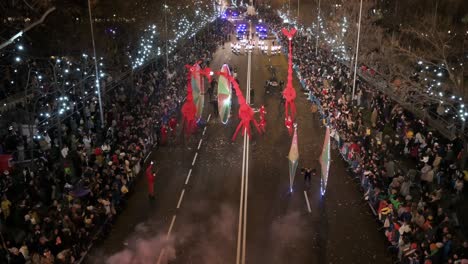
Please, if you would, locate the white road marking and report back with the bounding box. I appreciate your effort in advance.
[192,152,198,166]
[156,249,165,264]
[144,151,152,163]
[304,191,312,213]
[198,139,203,150]
[167,214,176,236]
[185,169,192,185]
[237,22,253,264]
[207,113,211,122]
[236,131,247,264]
[242,135,250,263]
[157,214,177,264]
[176,189,185,209]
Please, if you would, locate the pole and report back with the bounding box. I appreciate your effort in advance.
[87,0,104,128]
[315,0,321,56]
[0,7,55,51]
[351,0,363,103]
[463,33,466,168]
[165,1,169,71]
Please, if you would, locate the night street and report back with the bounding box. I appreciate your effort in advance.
[2,1,468,264]
[89,27,392,264]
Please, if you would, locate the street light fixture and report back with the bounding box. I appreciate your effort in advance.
[351,0,363,102]
[164,2,169,71]
[87,0,104,128]
[315,0,321,56]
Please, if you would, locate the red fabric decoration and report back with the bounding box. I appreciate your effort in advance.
[146,164,155,196]
[181,71,197,136]
[181,62,212,138]
[281,28,297,122]
[216,71,261,141]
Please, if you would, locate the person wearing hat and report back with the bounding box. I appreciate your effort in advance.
[168,116,178,138]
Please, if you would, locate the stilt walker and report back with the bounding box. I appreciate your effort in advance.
[281,28,298,128]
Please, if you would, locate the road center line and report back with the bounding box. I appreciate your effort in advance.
[198,139,203,150]
[192,152,198,166]
[304,191,312,213]
[207,113,211,122]
[185,169,192,185]
[203,126,207,135]
[237,22,252,264]
[236,130,247,264]
[242,35,252,264]
[242,134,250,263]
[144,151,152,163]
[176,189,186,209]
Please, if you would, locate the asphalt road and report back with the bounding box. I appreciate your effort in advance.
[88,22,393,264]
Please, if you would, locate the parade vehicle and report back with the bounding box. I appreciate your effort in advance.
[224,7,244,20]
[255,24,268,39]
[231,42,241,53]
[236,23,249,40]
[270,45,282,55]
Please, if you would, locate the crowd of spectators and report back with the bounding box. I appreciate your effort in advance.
[0,18,229,264]
[262,9,468,264]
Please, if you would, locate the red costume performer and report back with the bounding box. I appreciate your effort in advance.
[146,162,155,197]
[169,116,178,137]
[160,125,168,145]
[281,28,297,123]
[216,71,262,141]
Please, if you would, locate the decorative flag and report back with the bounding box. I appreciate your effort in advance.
[319,127,331,196]
[191,63,204,120]
[217,64,232,124]
[288,124,299,193]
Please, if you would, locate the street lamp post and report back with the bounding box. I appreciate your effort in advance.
[315,0,321,56]
[87,0,104,128]
[351,0,363,102]
[164,2,169,71]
